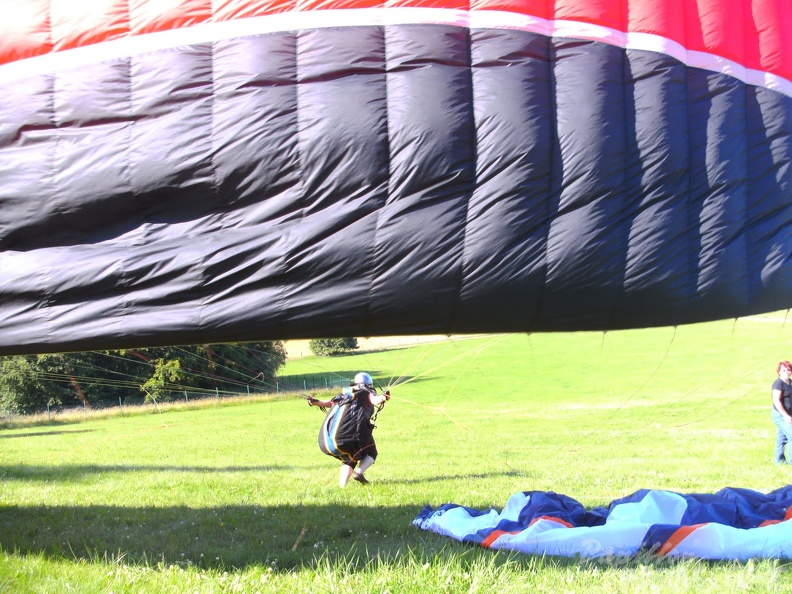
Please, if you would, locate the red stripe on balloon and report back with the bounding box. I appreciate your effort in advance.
[0,0,789,83]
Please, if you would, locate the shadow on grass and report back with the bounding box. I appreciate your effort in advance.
[0,501,591,572]
[0,464,298,482]
[0,499,721,573]
[380,469,524,485]
[0,465,549,572]
[0,429,95,439]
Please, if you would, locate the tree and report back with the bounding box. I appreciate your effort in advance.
[141,359,181,403]
[138,342,287,397]
[308,338,359,356]
[0,341,288,414]
[0,356,54,414]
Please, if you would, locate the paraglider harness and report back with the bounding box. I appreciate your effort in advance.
[308,385,387,463]
[307,386,387,425]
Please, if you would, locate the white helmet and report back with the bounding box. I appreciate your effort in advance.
[354,372,373,388]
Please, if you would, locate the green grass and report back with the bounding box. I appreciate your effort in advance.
[2,315,792,592]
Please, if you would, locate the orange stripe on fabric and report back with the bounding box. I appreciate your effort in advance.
[528,515,574,528]
[480,529,521,548]
[656,524,704,556]
[481,516,572,548]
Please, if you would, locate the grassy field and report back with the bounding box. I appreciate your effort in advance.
[1,316,792,592]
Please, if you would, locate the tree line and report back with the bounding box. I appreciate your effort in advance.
[0,342,286,415]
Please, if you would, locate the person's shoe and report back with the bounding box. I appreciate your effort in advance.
[353,472,369,485]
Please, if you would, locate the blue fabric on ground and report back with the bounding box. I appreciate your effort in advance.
[413,486,792,561]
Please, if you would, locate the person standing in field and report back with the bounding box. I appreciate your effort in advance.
[308,372,390,487]
[771,360,792,465]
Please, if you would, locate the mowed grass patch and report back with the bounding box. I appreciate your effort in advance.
[1,316,792,592]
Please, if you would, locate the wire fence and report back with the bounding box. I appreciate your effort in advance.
[0,375,352,423]
[276,374,351,392]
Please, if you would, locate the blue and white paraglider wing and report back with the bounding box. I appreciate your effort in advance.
[413,486,792,561]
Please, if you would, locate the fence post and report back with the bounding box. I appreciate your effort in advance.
[184,390,188,402]
[276,382,279,393]
[247,385,250,395]
[119,397,122,412]
[216,387,219,400]
[47,403,51,421]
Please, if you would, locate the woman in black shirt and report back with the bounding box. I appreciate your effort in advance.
[771,360,792,464]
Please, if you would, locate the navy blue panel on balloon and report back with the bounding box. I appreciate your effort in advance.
[0,25,790,354]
